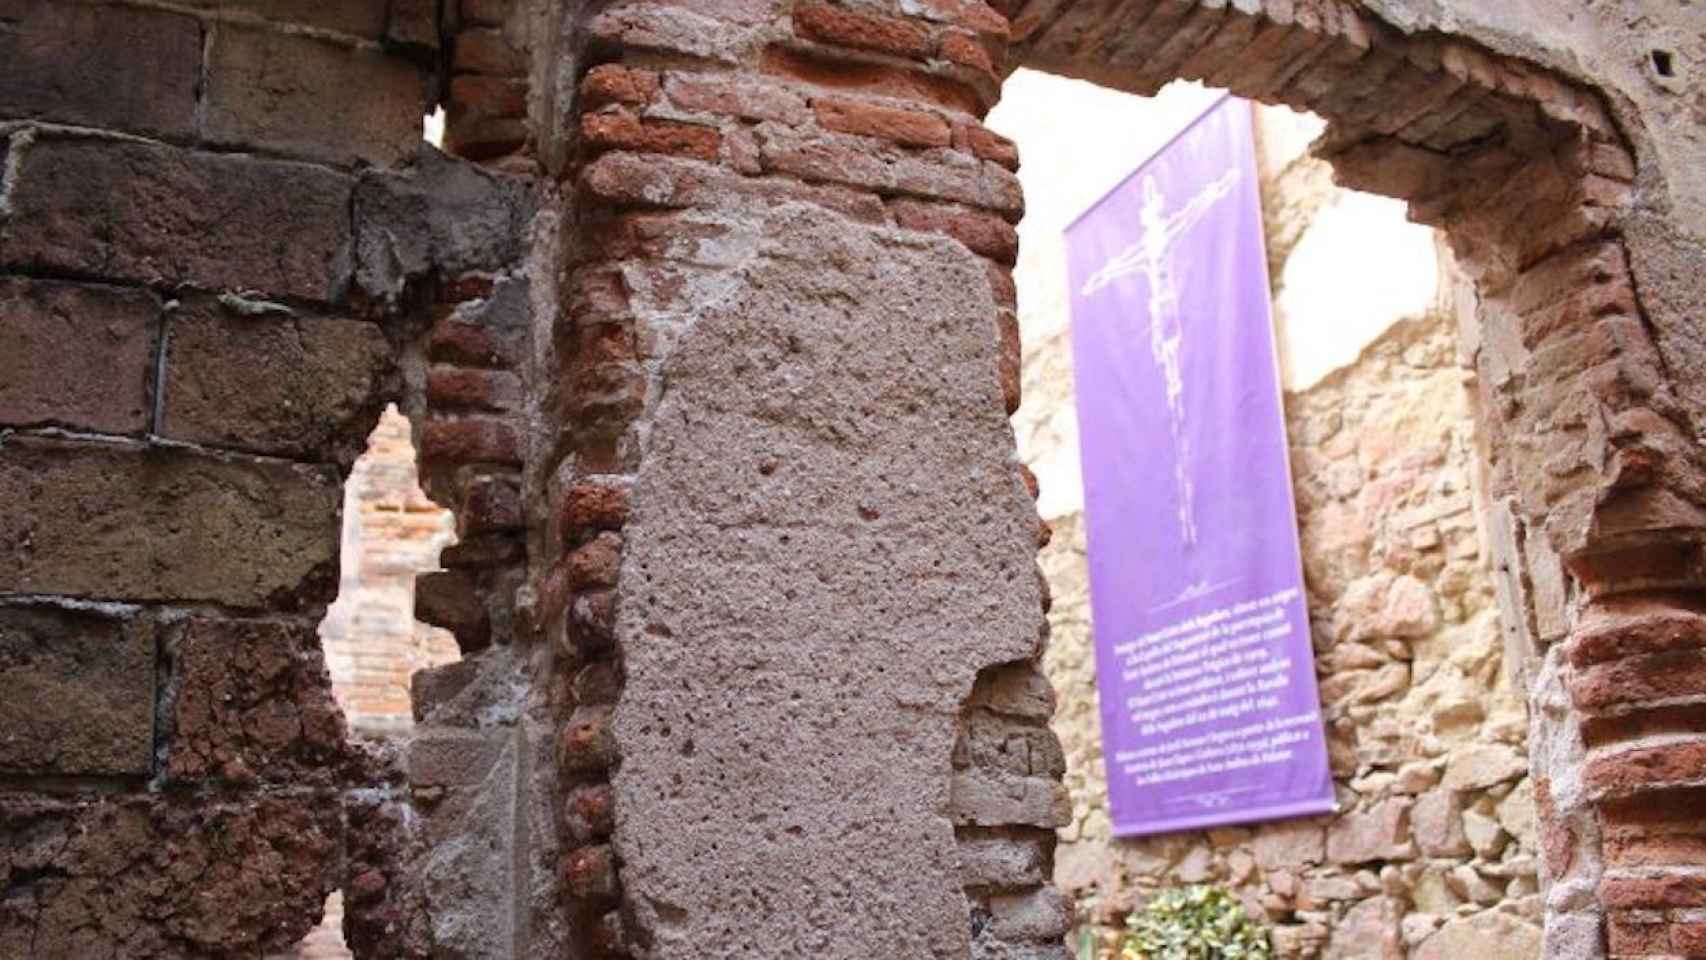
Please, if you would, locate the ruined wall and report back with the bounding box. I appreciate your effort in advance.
[1003,83,1543,956]
[0,1,551,956]
[3,1,1704,957]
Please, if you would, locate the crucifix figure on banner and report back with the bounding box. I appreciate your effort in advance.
[1080,168,1241,547]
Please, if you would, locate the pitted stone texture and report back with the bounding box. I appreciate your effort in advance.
[0,437,340,608]
[611,206,1043,958]
[0,795,340,958]
[0,604,155,777]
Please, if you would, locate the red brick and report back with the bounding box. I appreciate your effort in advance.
[0,278,158,435]
[0,437,339,607]
[562,844,620,902]
[166,617,354,785]
[431,316,518,368]
[561,483,633,538]
[939,29,996,71]
[460,476,524,534]
[564,590,618,658]
[161,298,395,463]
[462,0,514,26]
[917,0,1009,38]
[1601,873,1706,909]
[564,531,624,589]
[445,110,530,161]
[582,110,722,161]
[1674,921,1706,955]
[890,198,1019,263]
[179,0,388,37]
[762,45,983,115]
[580,151,890,223]
[558,706,615,774]
[582,64,661,108]
[420,416,523,466]
[1570,651,1706,713]
[955,121,1020,170]
[416,569,491,652]
[450,74,530,121]
[206,23,426,167]
[0,795,341,957]
[453,27,527,75]
[1569,594,1706,666]
[4,136,352,301]
[428,364,523,412]
[0,0,200,139]
[564,783,616,842]
[1585,703,1706,750]
[814,96,953,147]
[663,73,811,124]
[0,604,155,778]
[1585,741,1706,798]
[794,4,934,59]
[1608,914,1672,956]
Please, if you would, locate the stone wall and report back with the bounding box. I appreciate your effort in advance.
[3,1,1705,957]
[1004,82,1544,956]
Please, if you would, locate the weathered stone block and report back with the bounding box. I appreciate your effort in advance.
[177,0,389,38]
[166,617,352,785]
[957,827,1052,889]
[1326,798,1415,864]
[987,886,1073,942]
[3,136,352,301]
[205,23,427,167]
[1441,743,1527,791]
[0,437,339,607]
[0,0,199,138]
[353,151,535,303]
[0,604,155,777]
[1412,789,1472,858]
[1251,818,1327,871]
[160,297,395,463]
[0,277,158,434]
[0,795,340,957]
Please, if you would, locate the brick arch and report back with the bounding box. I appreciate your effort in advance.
[1006,1,1706,956]
[519,0,1706,956]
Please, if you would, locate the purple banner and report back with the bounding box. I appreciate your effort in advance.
[1065,97,1334,837]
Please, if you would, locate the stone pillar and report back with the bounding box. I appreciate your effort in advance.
[536,1,1071,955]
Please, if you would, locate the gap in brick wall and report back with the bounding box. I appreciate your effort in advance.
[318,403,462,740]
[994,72,1540,955]
[275,405,464,959]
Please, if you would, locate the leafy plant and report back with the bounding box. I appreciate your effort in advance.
[1113,885,1273,960]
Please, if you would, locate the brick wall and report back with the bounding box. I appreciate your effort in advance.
[1,0,1702,957]
[0,1,549,956]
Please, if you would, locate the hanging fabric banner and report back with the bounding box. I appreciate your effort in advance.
[1065,96,1335,836]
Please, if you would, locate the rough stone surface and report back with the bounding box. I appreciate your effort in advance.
[1017,99,1537,954]
[1413,910,1543,960]
[0,604,155,777]
[0,437,340,608]
[611,206,1041,957]
[159,297,396,463]
[0,0,201,138]
[165,617,354,786]
[204,23,426,167]
[0,795,341,957]
[0,277,159,435]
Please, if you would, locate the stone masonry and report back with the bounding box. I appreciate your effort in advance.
[2,0,1704,958]
[1005,82,1544,957]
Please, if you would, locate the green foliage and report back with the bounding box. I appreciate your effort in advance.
[1114,885,1273,960]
